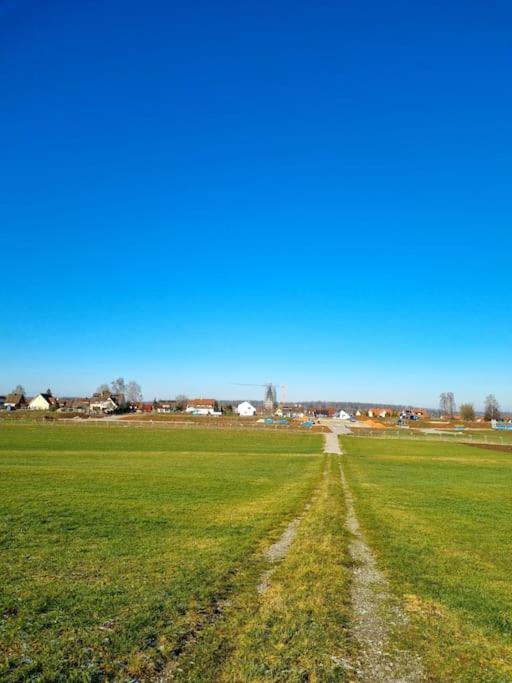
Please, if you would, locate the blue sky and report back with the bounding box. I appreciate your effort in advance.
[1,0,511,408]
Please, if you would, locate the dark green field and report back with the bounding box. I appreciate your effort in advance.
[342,436,512,682]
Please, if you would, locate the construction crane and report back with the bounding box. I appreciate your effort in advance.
[232,382,287,412]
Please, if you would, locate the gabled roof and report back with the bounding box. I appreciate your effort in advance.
[5,393,25,405]
[188,398,216,407]
[90,394,118,405]
[37,393,59,406]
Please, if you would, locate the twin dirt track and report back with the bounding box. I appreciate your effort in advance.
[324,430,424,682]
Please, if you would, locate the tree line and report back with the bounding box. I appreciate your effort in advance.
[440,392,502,421]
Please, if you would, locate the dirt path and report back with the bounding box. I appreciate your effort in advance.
[258,514,304,594]
[258,465,326,594]
[324,433,424,682]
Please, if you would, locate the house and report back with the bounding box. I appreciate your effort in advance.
[4,393,27,410]
[89,391,120,414]
[311,406,336,417]
[131,401,153,413]
[413,408,429,419]
[277,404,306,418]
[236,401,257,417]
[156,400,176,414]
[399,408,428,421]
[29,390,59,411]
[335,409,351,420]
[368,408,391,418]
[185,399,217,415]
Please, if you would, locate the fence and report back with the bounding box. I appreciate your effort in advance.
[346,429,509,447]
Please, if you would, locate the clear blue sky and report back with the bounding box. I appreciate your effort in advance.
[1,0,511,409]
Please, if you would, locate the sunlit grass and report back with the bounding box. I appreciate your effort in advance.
[342,437,512,681]
[0,425,321,681]
[179,454,352,681]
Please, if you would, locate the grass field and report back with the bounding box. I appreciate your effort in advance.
[1,424,354,681]
[5,423,512,681]
[352,427,512,446]
[342,436,512,681]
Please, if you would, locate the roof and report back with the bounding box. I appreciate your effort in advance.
[37,393,59,406]
[188,398,216,407]
[5,393,25,405]
[90,395,118,404]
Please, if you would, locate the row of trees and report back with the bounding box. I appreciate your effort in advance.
[440,392,502,421]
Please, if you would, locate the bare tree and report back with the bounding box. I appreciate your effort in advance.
[12,385,25,396]
[126,381,142,403]
[484,394,501,421]
[175,394,188,411]
[96,384,110,395]
[440,392,456,418]
[447,392,456,418]
[111,377,126,396]
[460,403,475,421]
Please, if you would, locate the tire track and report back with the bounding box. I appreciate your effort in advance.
[325,432,424,682]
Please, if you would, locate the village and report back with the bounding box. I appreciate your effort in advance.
[0,386,452,423]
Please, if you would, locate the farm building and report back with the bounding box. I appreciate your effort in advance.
[4,393,27,410]
[236,401,257,417]
[185,399,218,415]
[29,391,59,411]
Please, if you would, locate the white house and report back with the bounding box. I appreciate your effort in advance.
[185,399,217,416]
[89,393,120,414]
[335,410,351,420]
[236,401,257,417]
[29,391,59,411]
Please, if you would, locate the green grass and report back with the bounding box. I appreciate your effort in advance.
[178,454,352,682]
[462,429,512,443]
[0,423,317,453]
[352,427,512,447]
[0,425,322,681]
[341,436,512,681]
